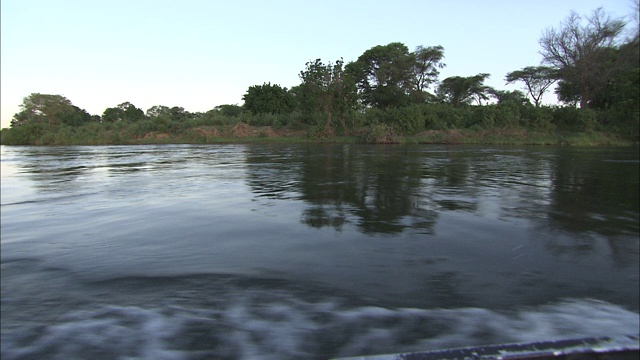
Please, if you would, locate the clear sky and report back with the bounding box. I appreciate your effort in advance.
[1,0,636,129]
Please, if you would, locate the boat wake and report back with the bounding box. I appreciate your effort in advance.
[2,297,638,360]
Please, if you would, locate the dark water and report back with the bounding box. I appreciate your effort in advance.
[1,144,638,359]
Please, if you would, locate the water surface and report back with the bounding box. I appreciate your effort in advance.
[1,144,638,359]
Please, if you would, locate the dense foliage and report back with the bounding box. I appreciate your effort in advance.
[2,6,638,145]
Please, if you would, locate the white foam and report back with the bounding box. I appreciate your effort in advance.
[2,299,638,360]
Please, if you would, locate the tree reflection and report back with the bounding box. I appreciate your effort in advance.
[245,145,639,268]
[8,146,95,192]
[245,144,439,234]
[301,206,348,230]
[545,148,639,264]
[549,149,639,236]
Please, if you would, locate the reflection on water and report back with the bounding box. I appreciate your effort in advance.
[550,148,639,235]
[243,144,638,240]
[1,144,638,310]
[1,144,639,359]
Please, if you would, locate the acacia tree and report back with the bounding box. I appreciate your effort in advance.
[410,45,446,103]
[505,66,557,107]
[298,58,356,132]
[437,73,492,106]
[11,93,91,127]
[539,8,627,108]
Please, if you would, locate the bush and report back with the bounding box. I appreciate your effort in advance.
[133,120,159,136]
[494,104,521,128]
[430,104,473,129]
[422,104,449,130]
[474,106,496,128]
[348,110,366,130]
[521,106,555,131]
[0,123,47,145]
[552,107,598,131]
[306,125,335,140]
[597,101,640,139]
[362,107,385,127]
[359,124,400,144]
[284,111,304,129]
[385,105,424,134]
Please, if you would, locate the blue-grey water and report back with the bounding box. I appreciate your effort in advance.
[1,144,638,359]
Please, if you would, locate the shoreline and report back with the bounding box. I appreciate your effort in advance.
[1,125,636,147]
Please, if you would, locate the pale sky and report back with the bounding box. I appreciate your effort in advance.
[1,0,635,129]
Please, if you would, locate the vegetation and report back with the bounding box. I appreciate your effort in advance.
[505,66,558,108]
[2,6,637,146]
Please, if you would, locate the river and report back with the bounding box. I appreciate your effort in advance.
[1,144,638,359]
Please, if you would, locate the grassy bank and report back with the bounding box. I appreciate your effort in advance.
[405,128,635,146]
[1,122,635,146]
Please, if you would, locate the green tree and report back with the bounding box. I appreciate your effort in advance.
[589,39,639,110]
[11,93,91,127]
[437,73,492,106]
[102,107,123,123]
[60,106,92,126]
[167,106,192,122]
[298,58,357,132]
[346,42,415,108]
[242,83,296,114]
[214,104,243,117]
[539,8,628,108]
[102,102,145,122]
[505,66,558,107]
[147,105,193,122]
[554,80,581,107]
[120,102,145,122]
[146,105,171,119]
[410,45,446,103]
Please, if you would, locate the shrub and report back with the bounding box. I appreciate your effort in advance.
[386,105,424,134]
[306,125,335,140]
[521,106,555,131]
[431,104,473,129]
[0,123,47,145]
[359,124,400,144]
[284,111,304,128]
[422,104,449,130]
[133,120,158,136]
[494,104,521,128]
[363,107,385,127]
[552,107,598,131]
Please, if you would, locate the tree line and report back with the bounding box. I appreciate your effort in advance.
[2,6,638,144]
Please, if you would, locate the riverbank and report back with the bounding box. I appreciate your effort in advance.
[2,124,634,146]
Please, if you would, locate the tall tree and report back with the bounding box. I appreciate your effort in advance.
[346,42,415,108]
[298,58,357,131]
[436,73,492,106]
[11,93,91,127]
[410,45,446,103]
[539,8,628,108]
[242,83,296,114]
[505,66,558,107]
